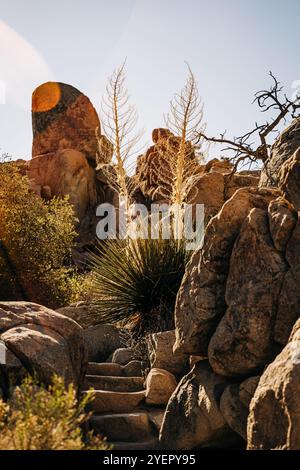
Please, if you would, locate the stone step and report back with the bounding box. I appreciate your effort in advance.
[87,361,143,377]
[87,362,123,376]
[111,439,158,450]
[90,412,154,442]
[85,390,146,413]
[84,375,144,392]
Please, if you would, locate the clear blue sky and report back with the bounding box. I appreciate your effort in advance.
[0,0,299,160]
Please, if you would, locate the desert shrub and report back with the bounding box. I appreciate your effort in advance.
[0,375,109,450]
[88,236,189,335]
[0,160,82,308]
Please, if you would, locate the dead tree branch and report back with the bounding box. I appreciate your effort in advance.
[198,71,300,174]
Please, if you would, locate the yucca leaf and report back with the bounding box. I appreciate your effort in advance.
[87,236,189,334]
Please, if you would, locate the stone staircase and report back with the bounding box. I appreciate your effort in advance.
[83,361,165,450]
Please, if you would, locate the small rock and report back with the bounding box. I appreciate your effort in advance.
[57,302,104,328]
[146,368,177,406]
[220,384,247,440]
[186,171,225,222]
[27,149,97,226]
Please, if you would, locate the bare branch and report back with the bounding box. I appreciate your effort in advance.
[198,71,300,175]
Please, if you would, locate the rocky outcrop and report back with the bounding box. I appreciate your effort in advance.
[159,361,237,449]
[135,130,259,221]
[174,187,300,378]
[32,82,100,163]
[28,82,117,249]
[135,128,197,202]
[0,302,86,394]
[28,84,260,249]
[167,119,300,449]
[174,187,280,357]
[260,117,300,187]
[208,207,287,377]
[247,319,300,450]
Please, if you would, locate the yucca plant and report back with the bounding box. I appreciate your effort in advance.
[99,60,143,204]
[88,236,189,335]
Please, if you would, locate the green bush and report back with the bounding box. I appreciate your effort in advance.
[0,375,109,450]
[88,236,189,335]
[0,160,82,308]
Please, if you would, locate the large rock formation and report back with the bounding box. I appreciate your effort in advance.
[175,188,300,378]
[174,187,280,357]
[164,119,300,449]
[32,82,100,163]
[28,82,116,249]
[208,205,287,377]
[247,319,300,450]
[0,302,86,396]
[135,129,260,221]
